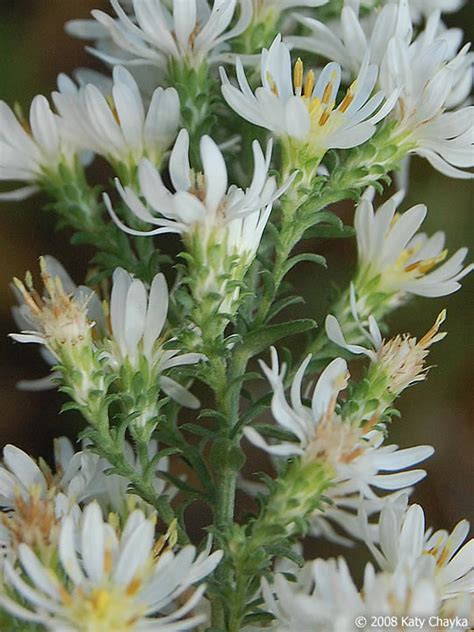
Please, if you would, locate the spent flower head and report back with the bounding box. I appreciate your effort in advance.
[10,257,96,360]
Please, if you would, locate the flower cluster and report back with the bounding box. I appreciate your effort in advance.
[0,0,473,630]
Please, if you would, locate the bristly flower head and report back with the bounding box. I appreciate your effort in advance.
[10,257,97,360]
[327,297,448,397]
[245,347,434,502]
[0,501,223,631]
[0,95,81,202]
[53,66,180,175]
[220,34,397,165]
[354,189,473,302]
[88,0,253,70]
[107,268,203,409]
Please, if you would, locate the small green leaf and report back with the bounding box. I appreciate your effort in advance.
[241,319,316,357]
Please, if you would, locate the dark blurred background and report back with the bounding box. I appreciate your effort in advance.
[0,1,472,562]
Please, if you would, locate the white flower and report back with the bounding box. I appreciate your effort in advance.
[259,552,471,631]
[72,438,174,518]
[53,66,180,170]
[0,502,223,631]
[290,3,474,178]
[89,0,253,70]
[0,95,79,201]
[354,189,473,299]
[251,0,327,23]
[363,498,474,599]
[379,9,473,179]
[108,268,203,408]
[260,558,365,631]
[287,0,412,76]
[220,35,397,160]
[245,347,434,512]
[0,440,95,559]
[105,129,290,262]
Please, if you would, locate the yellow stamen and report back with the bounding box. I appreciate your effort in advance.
[322,80,333,105]
[126,577,142,596]
[304,69,315,98]
[106,95,120,125]
[104,548,113,574]
[293,58,304,95]
[339,90,354,113]
[318,110,331,126]
[404,250,447,274]
[91,588,110,614]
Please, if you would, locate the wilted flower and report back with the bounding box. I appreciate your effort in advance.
[10,257,97,359]
[0,440,93,562]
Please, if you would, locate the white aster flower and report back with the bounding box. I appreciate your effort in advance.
[290,3,474,178]
[259,552,472,631]
[0,95,79,201]
[71,438,173,518]
[363,498,474,600]
[354,189,473,299]
[53,65,180,171]
[0,440,96,560]
[287,0,412,76]
[251,0,328,23]
[1,502,223,631]
[379,22,473,179]
[260,558,365,631]
[245,347,434,509]
[220,35,397,162]
[107,267,203,408]
[106,128,286,251]
[89,0,253,70]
